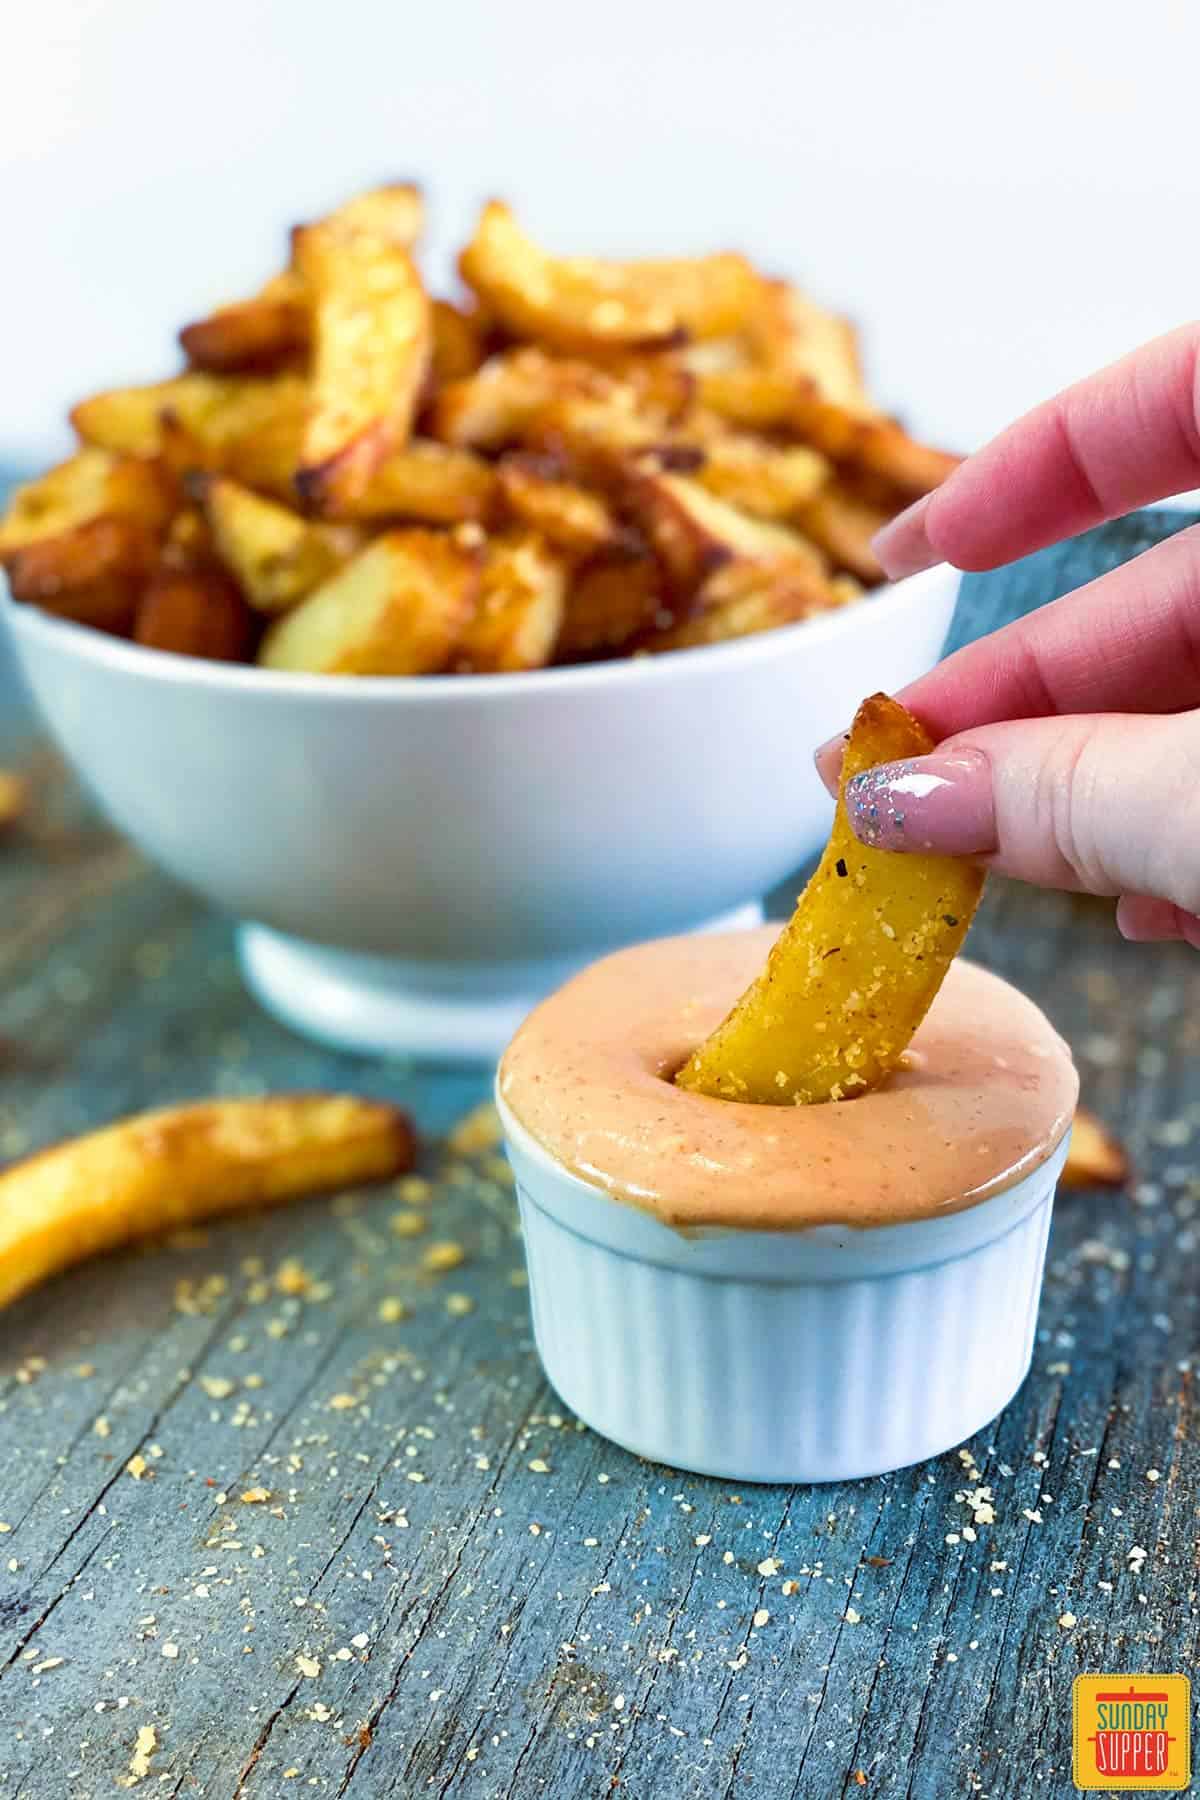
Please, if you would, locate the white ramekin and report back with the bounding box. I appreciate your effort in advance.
[499,1093,1070,1484]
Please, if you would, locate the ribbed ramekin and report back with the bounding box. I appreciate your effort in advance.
[498,1094,1070,1483]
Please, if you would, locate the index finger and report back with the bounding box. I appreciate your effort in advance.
[874,322,1200,577]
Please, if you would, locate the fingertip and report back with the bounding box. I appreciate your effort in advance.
[870,492,938,581]
[813,732,845,797]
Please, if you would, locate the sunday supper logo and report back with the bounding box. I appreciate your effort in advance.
[1072,1675,1191,1791]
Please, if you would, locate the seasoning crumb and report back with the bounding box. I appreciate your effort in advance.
[1058,1611,1077,1630]
[446,1293,475,1316]
[423,1241,466,1272]
[199,1376,236,1400]
[390,1211,427,1239]
[753,1608,770,1627]
[93,1415,111,1439]
[240,1488,270,1505]
[845,1607,862,1624]
[757,1557,781,1577]
[295,1654,321,1678]
[328,1393,359,1411]
[126,1454,149,1481]
[378,1297,407,1322]
[528,1458,551,1474]
[694,1534,711,1547]
[118,1724,158,1788]
[161,1643,180,1660]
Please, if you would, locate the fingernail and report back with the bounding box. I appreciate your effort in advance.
[844,748,996,855]
[813,731,847,796]
[870,493,937,580]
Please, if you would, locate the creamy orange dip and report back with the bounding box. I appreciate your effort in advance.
[499,927,1078,1231]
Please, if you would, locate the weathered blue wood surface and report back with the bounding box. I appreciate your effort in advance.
[0,503,1197,1799]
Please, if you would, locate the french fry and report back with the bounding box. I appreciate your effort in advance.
[428,348,617,451]
[460,200,759,353]
[637,559,845,654]
[795,481,890,583]
[4,518,158,635]
[496,453,630,558]
[294,222,431,512]
[0,770,28,834]
[1061,1106,1129,1189]
[0,1094,415,1310]
[557,551,665,660]
[622,465,828,599]
[199,476,356,612]
[258,529,479,674]
[331,439,496,525]
[71,373,309,496]
[455,531,567,673]
[180,270,309,372]
[134,559,254,662]
[695,433,830,519]
[431,298,487,383]
[677,694,985,1104]
[179,185,425,373]
[0,448,174,556]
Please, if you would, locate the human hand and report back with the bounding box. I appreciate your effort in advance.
[815,323,1200,946]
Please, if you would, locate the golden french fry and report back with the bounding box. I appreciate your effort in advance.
[0,770,27,834]
[637,559,845,654]
[0,448,174,556]
[431,297,488,384]
[695,433,831,519]
[200,476,355,612]
[179,186,424,373]
[557,551,664,660]
[428,348,616,451]
[4,516,156,635]
[454,530,567,672]
[294,223,431,511]
[677,694,985,1104]
[259,528,479,675]
[796,481,890,583]
[180,270,309,372]
[1061,1107,1129,1189]
[496,453,629,558]
[330,439,496,525]
[623,464,828,598]
[134,560,254,662]
[0,1094,415,1310]
[459,200,759,353]
[71,373,309,496]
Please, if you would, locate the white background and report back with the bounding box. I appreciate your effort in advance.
[2,0,1196,468]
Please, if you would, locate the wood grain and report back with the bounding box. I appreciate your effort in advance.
[0,506,1196,1798]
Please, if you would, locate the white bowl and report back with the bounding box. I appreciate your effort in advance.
[499,1092,1069,1483]
[2,567,958,1058]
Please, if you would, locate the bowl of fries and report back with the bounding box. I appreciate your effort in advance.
[1,185,961,1058]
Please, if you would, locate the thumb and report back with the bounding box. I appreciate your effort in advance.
[842,710,1200,906]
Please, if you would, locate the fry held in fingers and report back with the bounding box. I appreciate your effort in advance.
[677,695,985,1105]
[0,1094,416,1310]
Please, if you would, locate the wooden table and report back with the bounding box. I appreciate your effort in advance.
[0,508,1197,1799]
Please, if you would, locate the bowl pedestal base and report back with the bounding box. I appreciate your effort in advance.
[238,901,766,1061]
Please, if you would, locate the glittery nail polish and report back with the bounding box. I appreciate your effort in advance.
[844,749,996,855]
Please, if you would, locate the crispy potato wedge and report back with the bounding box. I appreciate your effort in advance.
[455,530,567,672]
[428,348,616,451]
[677,694,985,1104]
[695,434,830,519]
[4,517,153,634]
[180,269,309,372]
[1061,1106,1130,1189]
[496,453,630,558]
[71,373,308,494]
[199,476,355,612]
[0,769,28,834]
[460,200,759,353]
[294,223,431,512]
[623,465,827,598]
[557,551,665,660]
[135,558,254,662]
[331,439,496,524]
[637,559,846,654]
[0,448,174,556]
[259,529,479,675]
[431,298,488,383]
[180,186,424,372]
[795,481,891,583]
[0,1094,415,1310]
